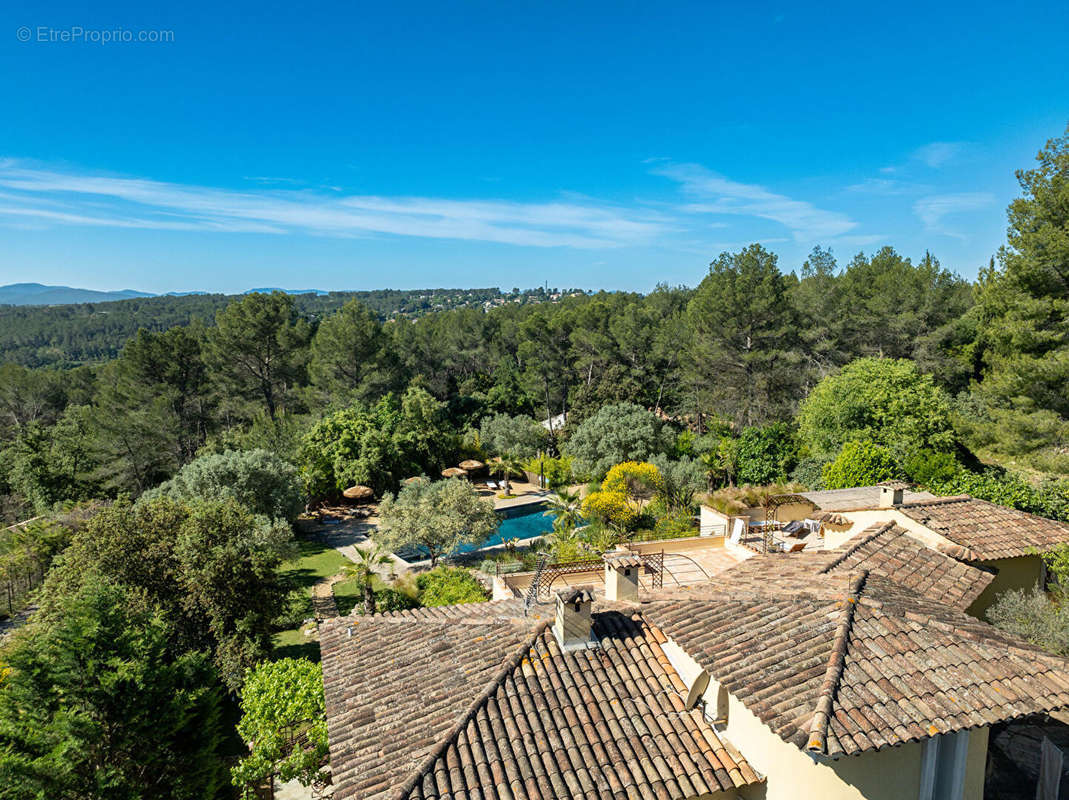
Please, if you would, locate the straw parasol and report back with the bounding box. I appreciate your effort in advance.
[441,467,468,479]
[342,484,374,502]
[459,459,484,471]
[402,476,424,486]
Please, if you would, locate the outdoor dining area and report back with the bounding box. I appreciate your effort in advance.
[723,494,851,554]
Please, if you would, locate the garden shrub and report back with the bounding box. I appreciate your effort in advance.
[368,586,418,615]
[649,510,697,540]
[273,587,315,630]
[789,458,827,490]
[903,449,961,487]
[926,469,1069,521]
[988,586,1069,657]
[416,567,489,607]
[821,441,900,490]
[601,461,663,500]
[522,455,574,488]
[735,423,797,485]
[580,490,635,528]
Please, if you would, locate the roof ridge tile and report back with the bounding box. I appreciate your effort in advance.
[806,570,868,754]
[819,523,897,574]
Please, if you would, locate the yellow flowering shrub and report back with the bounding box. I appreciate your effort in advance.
[581,490,635,527]
[601,461,663,501]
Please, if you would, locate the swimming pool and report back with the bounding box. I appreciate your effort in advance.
[458,502,555,553]
[392,502,555,561]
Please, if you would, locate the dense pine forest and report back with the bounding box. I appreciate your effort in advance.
[3,129,1067,527]
[0,125,1066,800]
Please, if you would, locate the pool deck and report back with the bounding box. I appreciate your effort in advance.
[473,479,553,510]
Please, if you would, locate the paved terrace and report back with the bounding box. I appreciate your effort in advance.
[501,536,752,599]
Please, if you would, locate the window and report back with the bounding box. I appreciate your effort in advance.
[919,730,970,800]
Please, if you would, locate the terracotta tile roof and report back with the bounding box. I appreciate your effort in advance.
[603,552,644,569]
[722,523,995,610]
[825,522,995,609]
[897,496,1069,561]
[321,600,762,799]
[644,570,1069,757]
[375,598,528,621]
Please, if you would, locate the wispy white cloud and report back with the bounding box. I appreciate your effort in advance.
[845,177,932,196]
[913,141,967,169]
[652,162,857,241]
[913,192,995,237]
[0,160,669,249]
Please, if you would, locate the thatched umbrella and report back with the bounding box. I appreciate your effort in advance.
[441,467,468,479]
[402,476,424,486]
[342,485,375,502]
[459,459,484,472]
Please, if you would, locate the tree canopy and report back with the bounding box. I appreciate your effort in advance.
[231,659,329,796]
[376,478,498,566]
[36,495,293,691]
[0,578,227,799]
[145,448,303,522]
[564,402,671,480]
[796,357,957,461]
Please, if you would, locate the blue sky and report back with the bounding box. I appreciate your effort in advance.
[1,0,1067,294]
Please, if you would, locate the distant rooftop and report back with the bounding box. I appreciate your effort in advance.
[800,485,937,511]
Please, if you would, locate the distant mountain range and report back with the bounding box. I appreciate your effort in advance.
[0,283,328,306]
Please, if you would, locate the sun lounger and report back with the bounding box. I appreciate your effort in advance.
[783,520,805,536]
[486,480,498,490]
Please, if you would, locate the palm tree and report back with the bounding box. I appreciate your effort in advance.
[495,454,525,496]
[343,544,394,616]
[543,488,582,533]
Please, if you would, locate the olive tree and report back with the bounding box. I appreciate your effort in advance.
[144,448,304,522]
[478,413,547,459]
[376,478,497,566]
[563,402,672,480]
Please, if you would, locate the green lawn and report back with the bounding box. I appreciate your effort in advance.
[271,537,354,661]
[278,537,353,590]
[272,627,321,663]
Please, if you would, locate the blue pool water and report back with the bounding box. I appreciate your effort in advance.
[457,502,555,553]
[393,502,554,561]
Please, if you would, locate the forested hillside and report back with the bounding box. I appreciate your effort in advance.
[1,126,1067,527]
[0,287,566,368]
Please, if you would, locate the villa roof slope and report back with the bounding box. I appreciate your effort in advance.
[895,495,1069,561]
[644,570,1069,757]
[799,485,937,511]
[725,522,994,610]
[321,599,761,800]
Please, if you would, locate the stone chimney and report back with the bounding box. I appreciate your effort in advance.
[878,481,908,508]
[603,551,642,601]
[552,587,595,652]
